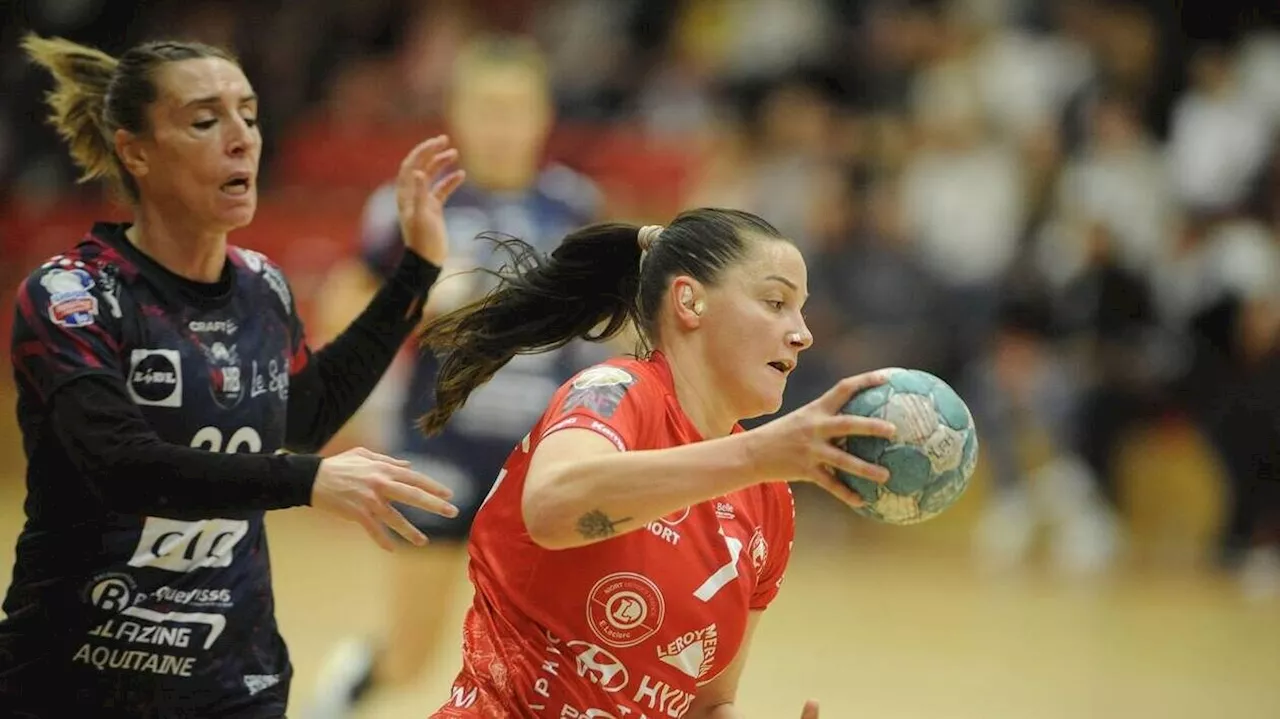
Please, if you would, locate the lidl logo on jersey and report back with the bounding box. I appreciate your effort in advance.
[128,349,183,408]
[41,267,99,327]
[128,517,248,573]
[656,623,718,681]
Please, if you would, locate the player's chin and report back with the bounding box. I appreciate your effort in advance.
[744,383,786,419]
[211,200,257,232]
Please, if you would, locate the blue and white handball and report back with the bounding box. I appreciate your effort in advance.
[836,368,979,525]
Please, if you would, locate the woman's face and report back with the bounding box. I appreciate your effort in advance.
[123,57,262,232]
[698,239,814,418]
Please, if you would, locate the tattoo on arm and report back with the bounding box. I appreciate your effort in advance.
[575,509,632,540]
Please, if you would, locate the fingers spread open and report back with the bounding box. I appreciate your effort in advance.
[400,135,446,174]
[822,414,896,440]
[374,502,428,547]
[820,443,890,484]
[386,466,455,500]
[813,471,866,509]
[819,372,888,412]
[432,169,467,203]
[358,511,397,552]
[382,479,459,518]
[352,447,413,467]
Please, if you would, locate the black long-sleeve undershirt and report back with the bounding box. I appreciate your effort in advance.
[285,249,438,452]
[49,250,440,516]
[53,374,324,514]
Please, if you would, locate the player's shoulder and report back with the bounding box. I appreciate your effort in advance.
[20,226,121,283]
[226,244,283,275]
[227,245,295,312]
[543,357,661,443]
[16,230,127,325]
[561,356,660,398]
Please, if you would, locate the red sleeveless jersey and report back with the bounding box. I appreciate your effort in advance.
[430,352,796,719]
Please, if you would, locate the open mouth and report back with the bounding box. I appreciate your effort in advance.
[768,360,794,375]
[220,174,252,196]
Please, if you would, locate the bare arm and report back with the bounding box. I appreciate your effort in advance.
[522,373,897,550]
[522,428,764,550]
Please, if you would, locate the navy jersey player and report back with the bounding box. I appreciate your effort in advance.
[2,35,464,718]
[306,35,612,717]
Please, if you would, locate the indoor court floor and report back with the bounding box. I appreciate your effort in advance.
[0,392,1276,718]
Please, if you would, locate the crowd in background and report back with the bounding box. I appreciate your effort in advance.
[4,0,1280,597]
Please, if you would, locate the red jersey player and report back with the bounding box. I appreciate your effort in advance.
[415,209,896,718]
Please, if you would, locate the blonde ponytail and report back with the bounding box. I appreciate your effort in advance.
[21,34,120,186]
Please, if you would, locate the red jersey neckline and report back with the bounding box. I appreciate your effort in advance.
[641,349,745,443]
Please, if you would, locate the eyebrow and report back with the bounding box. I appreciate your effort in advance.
[183,94,258,109]
[764,275,799,291]
[764,274,809,301]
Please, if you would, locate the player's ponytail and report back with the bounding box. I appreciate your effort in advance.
[21,34,119,187]
[417,223,644,435]
[416,207,786,436]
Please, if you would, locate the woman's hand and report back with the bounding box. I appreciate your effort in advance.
[395,135,466,267]
[311,447,459,550]
[745,371,895,507]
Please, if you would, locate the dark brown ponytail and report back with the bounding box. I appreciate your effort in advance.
[417,224,643,435]
[416,207,784,436]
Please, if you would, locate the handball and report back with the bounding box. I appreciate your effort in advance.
[836,368,979,525]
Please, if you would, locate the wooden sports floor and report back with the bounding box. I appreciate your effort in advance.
[0,380,1276,718]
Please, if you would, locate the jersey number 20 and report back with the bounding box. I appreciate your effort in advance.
[191,426,263,454]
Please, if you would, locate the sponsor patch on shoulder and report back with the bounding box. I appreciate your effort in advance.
[40,267,98,328]
[560,366,636,418]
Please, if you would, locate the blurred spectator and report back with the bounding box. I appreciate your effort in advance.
[901,50,1026,374]
[1166,43,1276,217]
[1163,218,1280,595]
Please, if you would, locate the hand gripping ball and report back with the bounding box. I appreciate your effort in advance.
[836,368,979,525]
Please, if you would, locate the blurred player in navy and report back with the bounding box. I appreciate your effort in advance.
[306,35,609,717]
[2,35,467,718]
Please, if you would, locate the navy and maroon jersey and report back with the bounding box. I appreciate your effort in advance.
[2,221,435,717]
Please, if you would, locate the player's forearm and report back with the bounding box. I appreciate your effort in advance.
[285,250,439,452]
[524,433,761,549]
[53,374,320,514]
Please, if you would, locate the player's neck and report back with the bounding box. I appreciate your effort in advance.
[662,346,738,440]
[467,165,536,194]
[127,207,228,284]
